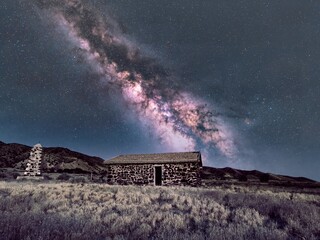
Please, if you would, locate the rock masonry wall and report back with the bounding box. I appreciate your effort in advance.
[105,162,201,186]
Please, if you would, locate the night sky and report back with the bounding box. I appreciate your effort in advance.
[1,0,319,180]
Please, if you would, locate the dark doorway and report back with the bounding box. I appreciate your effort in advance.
[155,166,162,186]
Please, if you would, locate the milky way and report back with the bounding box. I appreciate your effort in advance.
[33,0,237,158]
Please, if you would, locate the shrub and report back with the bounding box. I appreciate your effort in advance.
[0,172,8,179]
[0,181,319,239]
[57,173,71,181]
[42,174,52,180]
[260,173,270,183]
[71,176,87,183]
[238,175,248,182]
[0,172,19,180]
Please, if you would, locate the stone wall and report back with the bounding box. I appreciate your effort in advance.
[105,162,201,186]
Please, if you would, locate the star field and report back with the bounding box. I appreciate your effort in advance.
[0,0,319,180]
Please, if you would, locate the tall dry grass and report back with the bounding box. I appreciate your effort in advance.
[0,181,319,239]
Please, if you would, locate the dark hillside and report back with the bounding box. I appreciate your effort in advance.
[0,141,105,174]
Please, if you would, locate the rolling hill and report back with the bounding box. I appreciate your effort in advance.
[0,141,105,174]
[0,140,317,185]
[200,166,316,184]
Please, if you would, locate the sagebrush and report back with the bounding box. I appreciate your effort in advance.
[0,181,319,239]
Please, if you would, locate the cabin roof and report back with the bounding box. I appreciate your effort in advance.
[104,151,202,165]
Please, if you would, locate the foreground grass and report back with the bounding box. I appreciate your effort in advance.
[0,181,319,240]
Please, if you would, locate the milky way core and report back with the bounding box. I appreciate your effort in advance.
[34,0,238,158]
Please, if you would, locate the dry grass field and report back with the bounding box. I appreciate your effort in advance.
[0,181,319,240]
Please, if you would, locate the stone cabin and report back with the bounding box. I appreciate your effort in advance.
[104,151,202,186]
